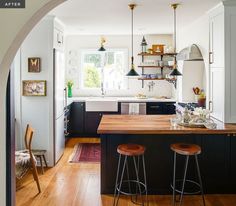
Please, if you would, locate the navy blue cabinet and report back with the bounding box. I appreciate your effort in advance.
[85,111,119,135]
[68,101,176,137]
[69,102,85,136]
[147,102,176,115]
[85,112,103,135]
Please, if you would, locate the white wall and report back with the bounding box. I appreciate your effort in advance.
[177,14,209,104]
[14,17,55,166]
[65,34,175,98]
[0,1,68,204]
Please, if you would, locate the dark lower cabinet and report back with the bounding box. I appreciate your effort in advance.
[69,102,85,136]
[230,136,236,191]
[68,101,176,137]
[147,102,176,115]
[85,112,119,135]
[147,102,163,114]
[163,102,176,114]
[85,112,103,135]
[200,135,230,193]
[101,133,236,194]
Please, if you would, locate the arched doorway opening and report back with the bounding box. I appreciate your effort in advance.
[0,1,68,205]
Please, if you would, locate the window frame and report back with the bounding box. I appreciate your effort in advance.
[79,48,128,92]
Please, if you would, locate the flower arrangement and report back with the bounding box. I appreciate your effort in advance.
[66,80,73,98]
[193,107,210,120]
[67,80,74,88]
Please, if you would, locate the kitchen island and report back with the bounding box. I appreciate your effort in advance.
[97,115,236,194]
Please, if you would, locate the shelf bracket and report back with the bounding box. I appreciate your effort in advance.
[166,78,177,88]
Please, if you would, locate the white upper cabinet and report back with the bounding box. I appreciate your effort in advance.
[209,1,236,123]
[209,12,224,68]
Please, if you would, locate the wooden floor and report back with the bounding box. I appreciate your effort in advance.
[16,138,236,206]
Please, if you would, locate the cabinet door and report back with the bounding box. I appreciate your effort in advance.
[163,102,176,114]
[230,136,236,191]
[210,67,224,121]
[85,112,103,135]
[69,102,84,135]
[200,135,230,193]
[210,12,224,68]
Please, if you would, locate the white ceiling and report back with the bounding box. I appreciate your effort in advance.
[50,0,221,35]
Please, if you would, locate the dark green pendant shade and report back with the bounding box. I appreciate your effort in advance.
[126,56,139,76]
[126,66,139,76]
[98,46,106,51]
[126,4,139,77]
[169,68,182,76]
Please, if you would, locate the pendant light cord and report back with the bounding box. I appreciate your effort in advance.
[174,7,176,53]
[131,6,134,65]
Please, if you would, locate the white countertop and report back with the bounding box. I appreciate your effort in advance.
[67,96,176,106]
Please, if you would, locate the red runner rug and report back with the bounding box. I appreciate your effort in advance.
[69,143,101,163]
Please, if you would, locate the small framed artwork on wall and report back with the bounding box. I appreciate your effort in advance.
[22,80,47,96]
[28,57,41,72]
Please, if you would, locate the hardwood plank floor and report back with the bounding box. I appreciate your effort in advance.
[16,138,236,206]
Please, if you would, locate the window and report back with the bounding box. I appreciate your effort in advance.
[81,49,127,90]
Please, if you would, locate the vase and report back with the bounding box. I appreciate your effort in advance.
[68,86,72,98]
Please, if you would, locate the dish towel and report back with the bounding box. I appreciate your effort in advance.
[129,103,140,115]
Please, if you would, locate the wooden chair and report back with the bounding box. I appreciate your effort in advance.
[22,124,41,193]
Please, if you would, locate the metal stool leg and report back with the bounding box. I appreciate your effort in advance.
[172,152,177,206]
[179,155,189,206]
[113,154,121,206]
[195,155,206,206]
[134,156,140,203]
[133,156,144,206]
[114,155,127,206]
[125,157,132,200]
[142,154,148,206]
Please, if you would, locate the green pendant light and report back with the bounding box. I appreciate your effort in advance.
[169,3,182,77]
[98,37,106,51]
[126,4,139,76]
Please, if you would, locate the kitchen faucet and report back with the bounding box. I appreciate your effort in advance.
[101,82,106,96]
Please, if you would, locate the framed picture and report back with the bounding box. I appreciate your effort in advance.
[28,57,41,72]
[22,80,47,96]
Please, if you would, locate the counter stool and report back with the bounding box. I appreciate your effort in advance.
[113,144,148,206]
[170,143,205,206]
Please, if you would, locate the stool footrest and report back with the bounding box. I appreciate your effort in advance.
[116,180,147,196]
[171,179,201,195]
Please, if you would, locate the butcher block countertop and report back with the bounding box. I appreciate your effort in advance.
[97,115,236,135]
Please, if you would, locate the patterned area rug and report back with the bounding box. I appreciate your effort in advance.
[69,143,101,163]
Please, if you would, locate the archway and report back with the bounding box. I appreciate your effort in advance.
[0,1,68,205]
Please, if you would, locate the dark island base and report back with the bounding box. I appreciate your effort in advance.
[100,134,236,194]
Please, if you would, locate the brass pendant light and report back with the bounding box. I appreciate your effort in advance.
[126,4,139,76]
[169,3,182,77]
[98,36,106,51]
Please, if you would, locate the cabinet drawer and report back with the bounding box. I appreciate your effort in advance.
[147,103,163,114]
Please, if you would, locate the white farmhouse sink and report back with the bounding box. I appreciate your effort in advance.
[85,97,118,112]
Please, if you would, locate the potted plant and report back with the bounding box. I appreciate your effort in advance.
[66,80,73,98]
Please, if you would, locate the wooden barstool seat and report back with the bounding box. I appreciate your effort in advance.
[117,144,145,156]
[170,143,201,156]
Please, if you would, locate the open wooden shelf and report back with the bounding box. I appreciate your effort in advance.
[138,65,174,69]
[138,77,176,81]
[138,52,177,56]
